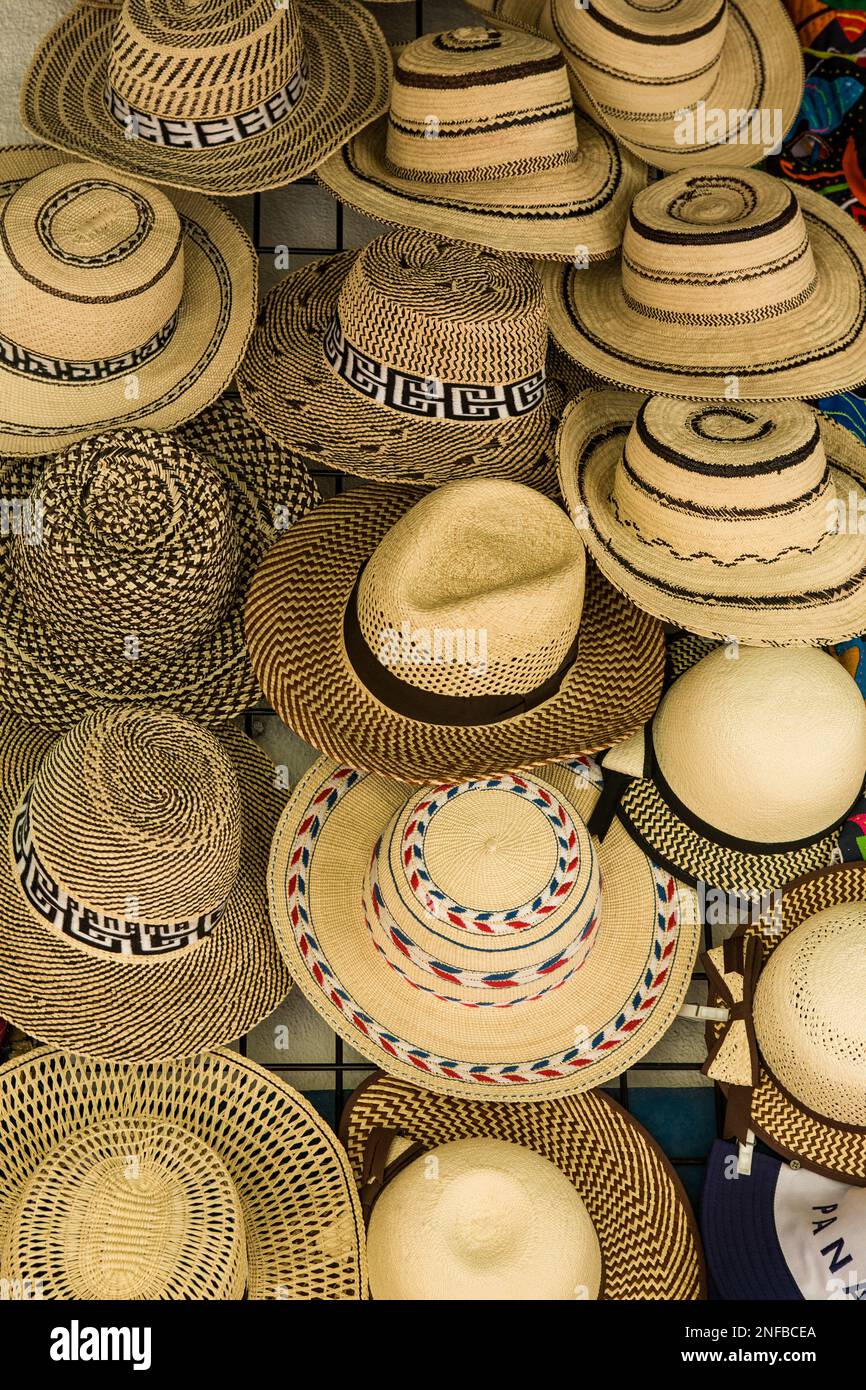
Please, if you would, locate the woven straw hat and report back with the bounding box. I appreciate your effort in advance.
[20,0,391,196]
[467,0,803,173]
[0,1047,365,1299]
[238,231,566,488]
[316,25,645,260]
[341,1071,706,1299]
[0,146,256,455]
[268,755,700,1100]
[557,391,866,646]
[0,398,318,730]
[245,479,665,783]
[543,167,866,400]
[595,644,866,897]
[0,706,292,1059]
[704,863,866,1184]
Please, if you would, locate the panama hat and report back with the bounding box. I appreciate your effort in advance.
[316,25,645,260]
[245,478,665,784]
[0,146,256,456]
[0,1046,365,1299]
[268,754,700,1100]
[341,1072,705,1299]
[591,644,866,899]
[557,391,866,646]
[20,0,391,196]
[0,399,318,730]
[703,863,866,1186]
[0,705,292,1059]
[238,230,568,488]
[543,166,866,400]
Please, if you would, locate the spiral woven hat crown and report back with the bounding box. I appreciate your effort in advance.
[544,167,866,399]
[557,391,866,646]
[21,0,391,195]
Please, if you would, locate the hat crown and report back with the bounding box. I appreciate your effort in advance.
[14,429,240,657]
[386,26,579,183]
[358,480,585,699]
[755,902,866,1126]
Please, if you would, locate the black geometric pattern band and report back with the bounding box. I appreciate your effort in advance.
[0,311,178,383]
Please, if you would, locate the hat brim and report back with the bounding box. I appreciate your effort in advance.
[542,182,866,399]
[268,756,700,1100]
[0,714,292,1060]
[340,1070,706,1298]
[19,0,391,196]
[0,398,319,729]
[316,108,646,260]
[237,251,560,487]
[0,147,257,456]
[558,391,866,646]
[0,1046,366,1299]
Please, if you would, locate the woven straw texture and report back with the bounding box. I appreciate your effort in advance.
[0,1047,366,1298]
[341,1072,705,1299]
[20,0,392,195]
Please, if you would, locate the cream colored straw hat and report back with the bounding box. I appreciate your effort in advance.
[543,167,866,400]
[557,391,866,646]
[20,0,391,196]
[704,863,866,1185]
[0,1047,365,1299]
[316,25,645,260]
[0,146,256,455]
[341,1072,706,1299]
[268,755,699,1101]
[0,706,291,1059]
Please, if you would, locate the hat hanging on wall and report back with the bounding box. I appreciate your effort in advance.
[316,25,645,260]
[0,1047,365,1300]
[20,0,391,195]
[0,706,292,1059]
[0,146,256,455]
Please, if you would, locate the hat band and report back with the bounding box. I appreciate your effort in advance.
[12,786,227,958]
[104,56,308,150]
[0,310,178,384]
[324,314,547,421]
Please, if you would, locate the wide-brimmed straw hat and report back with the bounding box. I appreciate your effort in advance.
[0,399,318,730]
[557,391,866,646]
[0,1046,365,1299]
[20,0,391,196]
[592,644,866,898]
[245,479,665,783]
[543,167,866,400]
[268,755,699,1100]
[0,146,256,455]
[316,25,645,260]
[0,706,292,1059]
[703,863,866,1185]
[467,0,803,173]
[238,230,568,488]
[341,1071,706,1298]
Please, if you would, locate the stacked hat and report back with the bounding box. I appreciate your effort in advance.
[317,25,645,259]
[20,0,391,195]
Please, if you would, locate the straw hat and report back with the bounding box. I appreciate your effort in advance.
[20,0,391,196]
[341,1071,706,1299]
[467,0,803,173]
[237,230,570,488]
[0,1047,365,1299]
[0,706,292,1059]
[0,146,256,455]
[543,167,866,400]
[557,390,866,646]
[316,25,645,260]
[245,479,665,783]
[593,644,866,897]
[268,755,700,1100]
[703,863,866,1184]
